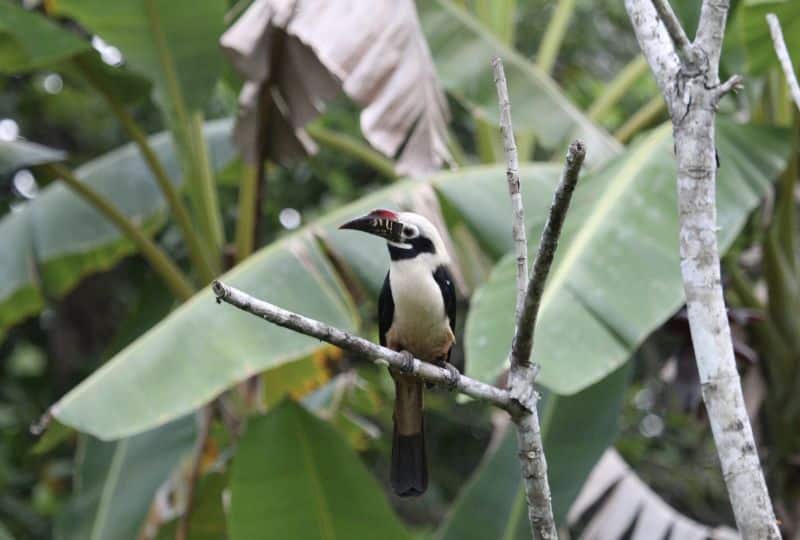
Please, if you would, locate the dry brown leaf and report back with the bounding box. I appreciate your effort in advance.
[221,0,452,176]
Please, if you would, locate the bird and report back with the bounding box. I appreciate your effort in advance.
[339,209,458,497]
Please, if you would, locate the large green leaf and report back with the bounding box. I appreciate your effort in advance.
[53,0,225,114]
[419,0,621,166]
[54,415,196,540]
[0,140,65,176]
[0,1,89,74]
[437,363,631,539]
[735,0,800,76]
[229,400,409,540]
[48,120,787,439]
[462,120,790,394]
[0,119,235,342]
[45,176,519,440]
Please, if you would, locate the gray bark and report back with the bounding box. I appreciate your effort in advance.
[625,1,780,537]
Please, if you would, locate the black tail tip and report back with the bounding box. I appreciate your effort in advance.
[391,431,428,497]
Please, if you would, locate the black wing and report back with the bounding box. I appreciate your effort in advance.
[378,271,394,347]
[433,265,456,337]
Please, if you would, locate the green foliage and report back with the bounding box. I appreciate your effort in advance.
[54,416,196,540]
[0,1,89,73]
[229,401,410,540]
[52,0,225,116]
[464,120,789,393]
[0,120,235,339]
[420,0,622,166]
[736,0,800,75]
[439,363,631,538]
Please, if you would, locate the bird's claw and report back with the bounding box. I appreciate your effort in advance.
[398,351,415,374]
[444,362,460,391]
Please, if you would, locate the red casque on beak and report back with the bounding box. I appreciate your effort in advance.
[339,209,403,242]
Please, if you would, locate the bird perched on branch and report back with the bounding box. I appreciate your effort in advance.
[340,209,458,497]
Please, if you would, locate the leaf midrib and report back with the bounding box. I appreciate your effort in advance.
[90,439,128,540]
[535,123,671,323]
[296,419,336,540]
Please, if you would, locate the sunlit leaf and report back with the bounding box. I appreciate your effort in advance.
[462,120,790,394]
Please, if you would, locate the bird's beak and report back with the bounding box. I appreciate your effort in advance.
[339,209,403,242]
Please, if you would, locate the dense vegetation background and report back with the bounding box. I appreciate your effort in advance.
[0,0,798,538]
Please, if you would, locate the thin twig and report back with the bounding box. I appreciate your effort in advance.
[712,74,744,102]
[492,56,528,320]
[504,140,584,540]
[652,0,696,65]
[510,141,585,369]
[767,13,800,113]
[176,405,213,540]
[212,281,521,413]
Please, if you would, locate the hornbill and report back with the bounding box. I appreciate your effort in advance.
[340,209,458,497]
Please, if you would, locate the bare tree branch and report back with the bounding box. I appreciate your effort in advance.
[492,56,528,321]
[510,140,585,371]
[506,141,584,540]
[652,0,696,64]
[492,56,586,540]
[624,0,681,101]
[767,13,800,113]
[626,1,780,537]
[695,0,731,82]
[212,281,520,413]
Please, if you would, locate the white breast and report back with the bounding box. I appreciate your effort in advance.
[387,256,453,361]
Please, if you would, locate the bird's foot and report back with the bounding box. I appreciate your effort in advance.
[443,362,460,391]
[398,351,415,374]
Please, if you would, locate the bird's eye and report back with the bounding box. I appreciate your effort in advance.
[403,226,418,238]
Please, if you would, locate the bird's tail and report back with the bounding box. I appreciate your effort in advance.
[391,374,427,497]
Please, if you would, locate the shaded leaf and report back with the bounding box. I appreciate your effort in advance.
[0,119,235,341]
[0,1,89,73]
[419,0,621,166]
[221,0,451,175]
[463,120,790,394]
[735,0,800,76]
[54,415,196,540]
[154,473,227,540]
[437,363,631,539]
[229,400,409,540]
